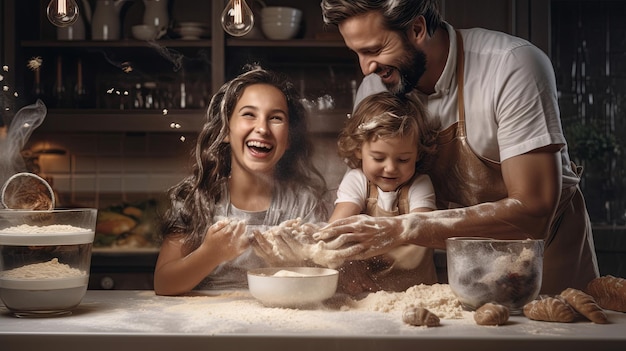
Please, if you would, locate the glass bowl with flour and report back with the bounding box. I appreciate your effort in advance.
[446,237,544,314]
[0,208,97,317]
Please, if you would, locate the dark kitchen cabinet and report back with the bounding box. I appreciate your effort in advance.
[2,0,359,134]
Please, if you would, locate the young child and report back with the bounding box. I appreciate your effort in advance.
[154,65,328,295]
[329,91,439,295]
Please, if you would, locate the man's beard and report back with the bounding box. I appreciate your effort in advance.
[385,44,427,96]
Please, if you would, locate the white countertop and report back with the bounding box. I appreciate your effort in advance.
[1,290,625,351]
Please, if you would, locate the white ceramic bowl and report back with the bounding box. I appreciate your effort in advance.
[132,24,158,41]
[446,237,544,314]
[0,208,97,317]
[261,21,300,40]
[261,6,302,20]
[261,6,302,40]
[247,267,338,308]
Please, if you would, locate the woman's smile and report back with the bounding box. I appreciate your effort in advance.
[246,139,274,157]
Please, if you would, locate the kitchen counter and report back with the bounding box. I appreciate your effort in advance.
[1,290,625,351]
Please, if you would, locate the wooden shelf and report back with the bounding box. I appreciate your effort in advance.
[9,1,357,134]
[21,39,213,48]
[21,38,347,49]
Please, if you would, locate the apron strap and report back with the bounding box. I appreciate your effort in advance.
[455,30,465,132]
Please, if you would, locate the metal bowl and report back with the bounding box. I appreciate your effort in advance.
[247,267,338,308]
[446,237,544,314]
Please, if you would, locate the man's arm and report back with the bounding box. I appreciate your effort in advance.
[315,148,562,258]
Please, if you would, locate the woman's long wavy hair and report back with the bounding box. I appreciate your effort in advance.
[160,65,327,253]
[337,91,438,174]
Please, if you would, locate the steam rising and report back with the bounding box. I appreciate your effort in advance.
[0,99,47,188]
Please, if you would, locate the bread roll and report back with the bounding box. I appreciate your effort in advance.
[585,275,626,312]
[402,306,440,327]
[560,288,608,324]
[523,297,575,323]
[474,303,509,326]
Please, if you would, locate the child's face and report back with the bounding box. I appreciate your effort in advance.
[227,83,290,177]
[358,134,418,192]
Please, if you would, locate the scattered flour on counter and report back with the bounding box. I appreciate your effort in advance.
[349,284,468,319]
[0,258,86,279]
[57,286,470,335]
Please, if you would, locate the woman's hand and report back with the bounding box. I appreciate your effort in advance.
[154,218,249,296]
[201,218,249,262]
[250,219,319,266]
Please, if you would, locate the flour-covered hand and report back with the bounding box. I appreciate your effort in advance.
[203,218,248,262]
[250,219,317,266]
[313,215,405,259]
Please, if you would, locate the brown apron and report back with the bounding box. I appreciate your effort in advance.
[361,182,438,291]
[426,31,599,294]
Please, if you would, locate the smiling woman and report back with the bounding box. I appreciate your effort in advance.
[153,64,328,296]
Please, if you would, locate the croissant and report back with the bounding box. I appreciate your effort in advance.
[402,306,440,327]
[473,303,509,326]
[523,297,575,323]
[560,288,609,324]
[585,275,626,312]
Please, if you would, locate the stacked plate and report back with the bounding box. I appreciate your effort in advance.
[174,22,210,40]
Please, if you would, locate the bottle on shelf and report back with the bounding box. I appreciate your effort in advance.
[74,58,90,108]
[52,56,69,108]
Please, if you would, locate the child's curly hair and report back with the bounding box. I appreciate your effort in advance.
[337,91,438,173]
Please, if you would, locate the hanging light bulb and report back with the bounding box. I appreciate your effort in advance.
[46,0,80,27]
[221,0,254,37]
